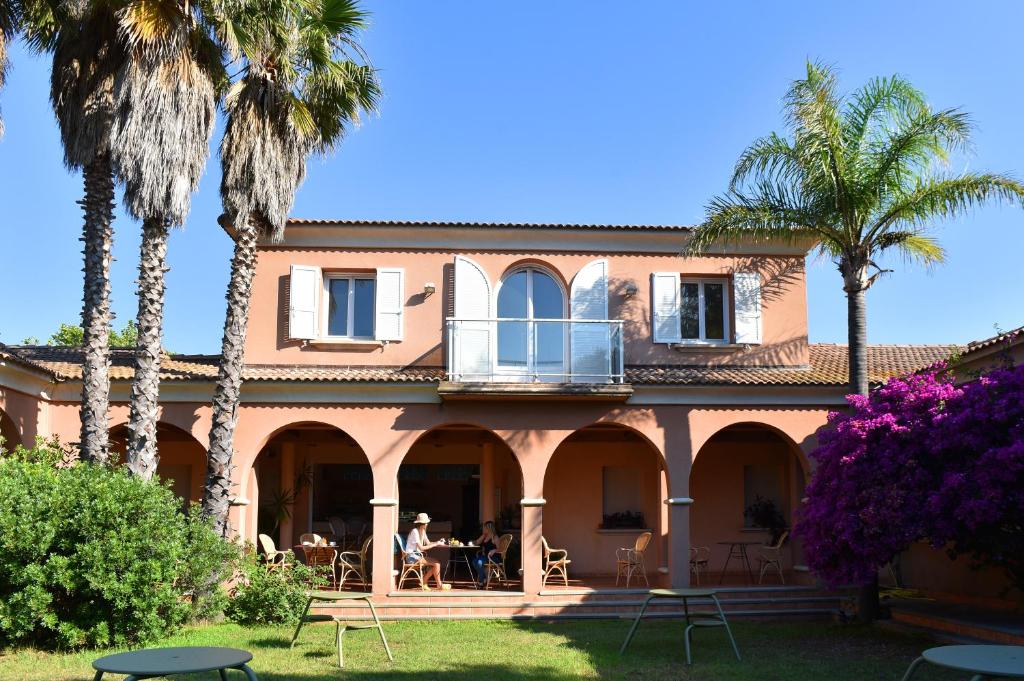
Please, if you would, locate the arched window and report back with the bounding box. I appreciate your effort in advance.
[496,267,565,379]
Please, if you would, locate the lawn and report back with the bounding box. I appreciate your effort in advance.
[0,619,960,680]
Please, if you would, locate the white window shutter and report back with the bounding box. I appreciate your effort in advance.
[733,271,762,344]
[288,265,320,340]
[570,259,610,382]
[651,272,682,343]
[453,256,492,380]
[375,268,404,341]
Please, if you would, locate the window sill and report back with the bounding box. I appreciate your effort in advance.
[309,338,385,348]
[669,342,751,353]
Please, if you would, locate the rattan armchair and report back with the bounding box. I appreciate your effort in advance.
[615,531,652,587]
[339,535,372,589]
[542,536,571,587]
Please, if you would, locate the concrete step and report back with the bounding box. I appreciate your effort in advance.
[887,599,1024,646]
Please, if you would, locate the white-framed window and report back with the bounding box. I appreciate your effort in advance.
[323,274,376,339]
[679,278,730,343]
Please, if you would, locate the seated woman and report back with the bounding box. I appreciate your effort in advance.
[406,513,446,590]
[472,521,502,588]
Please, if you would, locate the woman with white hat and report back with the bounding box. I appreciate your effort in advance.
[406,512,446,590]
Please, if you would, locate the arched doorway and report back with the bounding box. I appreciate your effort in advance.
[544,423,668,589]
[496,265,566,381]
[397,425,523,590]
[253,423,373,554]
[689,423,808,585]
[0,408,21,453]
[110,422,206,513]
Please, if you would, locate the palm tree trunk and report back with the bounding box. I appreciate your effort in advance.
[846,285,869,397]
[78,153,115,465]
[844,259,879,621]
[126,216,170,480]
[202,218,259,537]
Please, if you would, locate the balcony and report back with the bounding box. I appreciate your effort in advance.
[441,318,631,400]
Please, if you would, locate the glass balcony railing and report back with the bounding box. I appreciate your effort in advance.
[446,318,625,384]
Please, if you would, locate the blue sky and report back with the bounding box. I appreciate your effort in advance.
[1,1,1022,353]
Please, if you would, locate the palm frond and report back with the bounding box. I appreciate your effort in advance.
[867,107,972,193]
[869,173,1024,239]
[841,74,926,154]
[730,132,805,191]
[873,231,946,265]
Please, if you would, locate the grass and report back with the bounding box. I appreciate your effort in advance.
[0,619,963,680]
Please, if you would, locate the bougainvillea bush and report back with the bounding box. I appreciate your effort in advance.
[796,363,1024,591]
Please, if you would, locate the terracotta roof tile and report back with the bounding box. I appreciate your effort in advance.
[285,218,694,232]
[3,343,958,388]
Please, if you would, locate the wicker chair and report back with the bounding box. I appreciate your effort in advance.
[755,531,789,584]
[328,517,347,548]
[483,534,514,590]
[394,533,427,589]
[689,546,710,585]
[258,533,290,571]
[299,532,324,546]
[541,537,571,587]
[302,544,339,588]
[615,531,652,587]
[338,535,372,589]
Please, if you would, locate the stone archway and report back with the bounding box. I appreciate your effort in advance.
[110,422,207,512]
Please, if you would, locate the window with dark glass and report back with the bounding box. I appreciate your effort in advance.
[326,275,375,338]
[680,279,729,342]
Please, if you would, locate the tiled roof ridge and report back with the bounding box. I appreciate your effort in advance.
[962,324,1024,354]
[285,217,695,231]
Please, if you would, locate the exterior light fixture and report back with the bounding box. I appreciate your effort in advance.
[623,283,639,298]
[423,282,436,296]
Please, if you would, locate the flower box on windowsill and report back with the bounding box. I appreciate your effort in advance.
[308,338,385,349]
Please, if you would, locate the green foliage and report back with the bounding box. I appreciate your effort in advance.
[0,455,236,649]
[0,435,74,466]
[744,495,787,544]
[225,552,320,625]
[22,321,139,348]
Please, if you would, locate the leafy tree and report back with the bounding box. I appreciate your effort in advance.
[797,364,1024,595]
[690,61,1024,397]
[110,0,233,480]
[202,0,379,535]
[19,321,138,347]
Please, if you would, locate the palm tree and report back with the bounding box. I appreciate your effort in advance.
[201,0,379,535]
[691,61,1024,619]
[22,0,126,465]
[691,61,1024,397]
[0,0,16,139]
[109,0,230,479]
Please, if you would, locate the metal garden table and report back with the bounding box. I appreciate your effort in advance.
[716,540,759,584]
[290,590,393,668]
[92,646,258,680]
[619,588,741,665]
[443,543,479,583]
[900,645,1024,681]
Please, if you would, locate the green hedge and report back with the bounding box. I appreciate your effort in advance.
[0,450,237,649]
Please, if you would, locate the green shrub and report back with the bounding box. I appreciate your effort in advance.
[0,454,235,649]
[225,553,320,625]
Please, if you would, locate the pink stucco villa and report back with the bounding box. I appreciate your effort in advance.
[1,219,971,616]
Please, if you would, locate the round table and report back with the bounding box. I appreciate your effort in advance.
[619,588,741,665]
[92,646,258,680]
[443,544,479,583]
[900,645,1024,680]
[716,541,761,584]
[290,591,393,668]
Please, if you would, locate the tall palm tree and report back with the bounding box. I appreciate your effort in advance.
[691,61,1024,397]
[201,0,379,535]
[110,0,230,478]
[690,61,1024,619]
[0,0,16,139]
[23,0,126,465]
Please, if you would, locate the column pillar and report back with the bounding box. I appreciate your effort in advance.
[370,497,398,595]
[279,442,295,547]
[520,497,545,595]
[480,442,495,522]
[666,496,693,588]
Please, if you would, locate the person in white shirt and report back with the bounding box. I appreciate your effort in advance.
[405,513,445,589]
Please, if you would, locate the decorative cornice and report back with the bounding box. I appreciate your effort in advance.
[369,498,399,507]
[520,497,547,507]
[664,497,694,506]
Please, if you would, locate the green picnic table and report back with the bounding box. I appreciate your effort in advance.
[290,590,393,668]
[900,645,1024,681]
[620,587,741,665]
[92,646,258,680]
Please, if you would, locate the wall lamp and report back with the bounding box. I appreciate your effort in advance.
[623,283,639,298]
[423,282,437,297]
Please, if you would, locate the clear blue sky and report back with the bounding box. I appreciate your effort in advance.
[1,1,1022,353]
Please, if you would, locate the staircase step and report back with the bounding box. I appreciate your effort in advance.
[888,599,1024,646]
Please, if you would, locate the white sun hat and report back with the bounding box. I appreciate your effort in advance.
[413,512,432,525]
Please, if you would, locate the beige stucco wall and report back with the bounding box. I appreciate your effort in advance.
[244,247,809,369]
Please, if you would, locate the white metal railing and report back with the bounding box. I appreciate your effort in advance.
[446,318,625,384]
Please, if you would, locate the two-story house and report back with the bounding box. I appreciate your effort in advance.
[0,219,954,606]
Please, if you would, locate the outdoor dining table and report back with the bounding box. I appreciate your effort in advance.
[92,646,258,680]
[899,644,1024,680]
[290,590,393,668]
[619,588,741,665]
[716,540,760,584]
[443,543,479,583]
